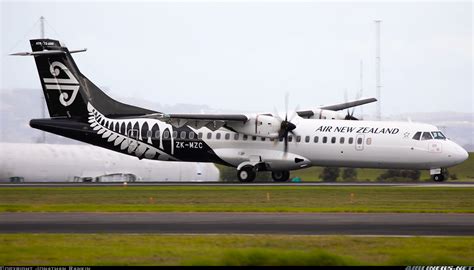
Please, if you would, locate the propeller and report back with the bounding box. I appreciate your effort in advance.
[343,90,359,120]
[345,108,358,120]
[274,93,298,153]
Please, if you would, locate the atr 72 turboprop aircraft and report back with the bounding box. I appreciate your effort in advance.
[13,39,468,182]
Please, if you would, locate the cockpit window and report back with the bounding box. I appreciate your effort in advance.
[431,131,446,140]
[421,132,433,140]
[412,132,422,140]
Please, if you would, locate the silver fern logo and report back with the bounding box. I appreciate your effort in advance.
[43,61,80,107]
[87,103,177,161]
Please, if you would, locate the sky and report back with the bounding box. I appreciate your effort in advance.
[1,1,472,117]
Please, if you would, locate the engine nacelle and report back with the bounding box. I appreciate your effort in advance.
[226,114,281,138]
[300,109,347,120]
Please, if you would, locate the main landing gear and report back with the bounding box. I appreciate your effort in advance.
[237,165,256,183]
[236,166,290,183]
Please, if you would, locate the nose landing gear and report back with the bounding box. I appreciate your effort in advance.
[430,168,446,182]
[432,174,445,182]
[271,171,290,182]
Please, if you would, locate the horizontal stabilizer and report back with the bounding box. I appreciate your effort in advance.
[10,48,87,56]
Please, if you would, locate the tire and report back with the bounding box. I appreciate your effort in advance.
[432,174,445,182]
[272,171,290,182]
[237,166,256,182]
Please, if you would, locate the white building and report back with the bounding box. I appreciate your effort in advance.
[0,143,219,182]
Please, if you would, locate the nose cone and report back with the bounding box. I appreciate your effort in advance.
[452,144,469,164]
[458,147,469,163]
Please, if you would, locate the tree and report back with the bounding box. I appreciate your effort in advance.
[342,168,357,181]
[377,169,421,181]
[320,167,340,182]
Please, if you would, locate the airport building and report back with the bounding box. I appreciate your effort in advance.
[0,143,220,182]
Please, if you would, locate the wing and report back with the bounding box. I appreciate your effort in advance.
[297,97,377,118]
[318,97,377,111]
[129,97,377,129]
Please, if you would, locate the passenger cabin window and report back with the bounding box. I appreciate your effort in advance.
[340,137,344,144]
[172,131,178,139]
[431,131,446,140]
[366,138,372,145]
[314,136,319,143]
[207,133,212,139]
[180,131,186,139]
[225,133,230,140]
[305,136,310,143]
[421,132,433,140]
[189,132,195,140]
[357,138,363,144]
[331,137,336,144]
[163,130,170,139]
[348,137,353,144]
[252,136,257,141]
[216,133,221,140]
[243,135,248,141]
[198,132,203,139]
[288,136,293,142]
[261,137,266,141]
[322,137,327,143]
[412,132,422,140]
[234,134,239,140]
[155,131,161,139]
[296,136,301,142]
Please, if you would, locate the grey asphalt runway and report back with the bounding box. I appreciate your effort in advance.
[1,212,473,235]
[1,182,473,187]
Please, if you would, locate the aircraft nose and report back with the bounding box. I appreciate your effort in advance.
[452,143,469,164]
[458,147,469,163]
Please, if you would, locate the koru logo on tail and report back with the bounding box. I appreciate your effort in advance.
[43,62,80,106]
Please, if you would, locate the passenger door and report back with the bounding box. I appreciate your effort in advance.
[355,134,365,151]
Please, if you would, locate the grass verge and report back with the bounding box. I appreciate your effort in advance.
[1,234,473,266]
[1,186,473,213]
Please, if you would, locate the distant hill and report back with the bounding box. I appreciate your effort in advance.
[1,88,473,151]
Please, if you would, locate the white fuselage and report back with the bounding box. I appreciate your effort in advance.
[198,118,468,171]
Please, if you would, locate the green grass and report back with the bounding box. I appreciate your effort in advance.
[0,234,472,266]
[1,186,473,213]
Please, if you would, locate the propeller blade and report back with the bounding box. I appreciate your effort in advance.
[273,107,283,122]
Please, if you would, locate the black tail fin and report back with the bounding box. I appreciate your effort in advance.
[30,39,156,121]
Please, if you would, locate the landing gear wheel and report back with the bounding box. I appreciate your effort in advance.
[272,171,290,182]
[237,166,256,183]
[432,174,445,182]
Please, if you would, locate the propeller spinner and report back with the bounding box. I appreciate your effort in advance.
[274,93,298,153]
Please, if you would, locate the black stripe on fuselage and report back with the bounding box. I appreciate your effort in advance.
[30,118,232,166]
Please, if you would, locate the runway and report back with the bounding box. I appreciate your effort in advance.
[1,182,473,187]
[1,212,473,236]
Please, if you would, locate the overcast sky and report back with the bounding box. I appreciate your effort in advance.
[1,1,472,117]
